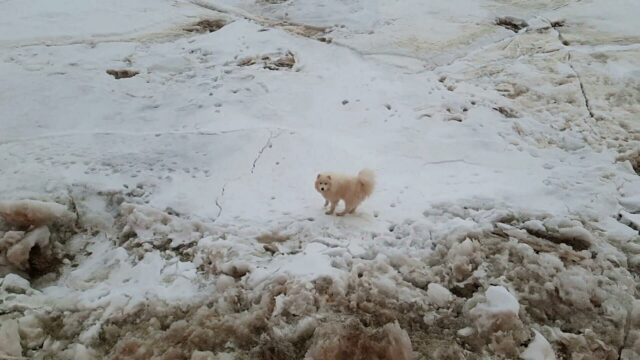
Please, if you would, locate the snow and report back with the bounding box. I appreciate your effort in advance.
[521,330,556,360]
[0,273,31,294]
[42,238,204,310]
[0,0,209,45]
[1,0,640,358]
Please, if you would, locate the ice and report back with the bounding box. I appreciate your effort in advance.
[482,286,520,315]
[6,226,50,269]
[0,319,22,358]
[0,231,24,251]
[426,283,453,307]
[555,268,594,310]
[470,285,520,332]
[18,314,45,350]
[1,273,31,294]
[119,203,208,248]
[619,211,640,231]
[619,195,640,213]
[521,330,556,360]
[0,200,75,228]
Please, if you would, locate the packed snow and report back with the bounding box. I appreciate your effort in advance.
[1,0,639,358]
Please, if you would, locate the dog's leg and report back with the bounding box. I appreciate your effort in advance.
[336,201,351,216]
[325,201,337,215]
[347,199,364,214]
[349,201,362,214]
[324,199,329,207]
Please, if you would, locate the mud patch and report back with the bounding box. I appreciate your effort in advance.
[106,69,139,79]
[238,51,296,70]
[495,16,528,32]
[256,231,290,244]
[277,23,329,41]
[183,19,227,33]
[493,106,519,118]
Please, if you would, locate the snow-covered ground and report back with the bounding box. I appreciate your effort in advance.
[1,0,639,358]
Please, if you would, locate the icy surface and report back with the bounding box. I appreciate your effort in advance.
[1,0,639,358]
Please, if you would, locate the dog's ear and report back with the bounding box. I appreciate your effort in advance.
[327,175,331,180]
[317,173,321,179]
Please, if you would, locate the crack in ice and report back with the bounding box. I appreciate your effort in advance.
[214,183,227,221]
[66,187,82,232]
[567,55,595,120]
[250,130,283,174]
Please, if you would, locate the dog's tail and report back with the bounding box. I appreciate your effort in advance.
[357,169,375,198]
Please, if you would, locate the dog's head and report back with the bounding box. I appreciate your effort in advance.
[315,173,332,193]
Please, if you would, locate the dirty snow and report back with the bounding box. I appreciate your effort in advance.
[1,0,639,358]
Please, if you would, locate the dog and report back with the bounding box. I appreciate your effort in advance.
[315,169,375,216]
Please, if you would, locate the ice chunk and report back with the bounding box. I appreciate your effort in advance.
[457,327,474,337]
[74,344,95,360]
[523,220,546,233]
[6,226,50,268]
[557,226,594,250]
[537,253,564,271]
[0,231,24,251]
[0,319,22,358]
[449,238,475,257]
[0,199,75,228]
[485,286,519,314]
[427,283,453,307]
[220,261,251,278]
[1,273,31,294]
[191,350,215,360]
[521,330,556,360]
[470,286,520,332]
[619,195,640,213]
[119,203,203,248]
[555,268,594,309]
[619,211,640,230]
[18,314,45,349]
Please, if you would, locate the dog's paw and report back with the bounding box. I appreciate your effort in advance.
[325,211,334,215]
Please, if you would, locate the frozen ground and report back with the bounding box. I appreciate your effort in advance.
[1,0,639,359]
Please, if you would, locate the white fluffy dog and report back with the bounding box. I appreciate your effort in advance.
[315,169,375,216]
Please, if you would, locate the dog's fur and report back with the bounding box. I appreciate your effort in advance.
[315,169,375,216]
